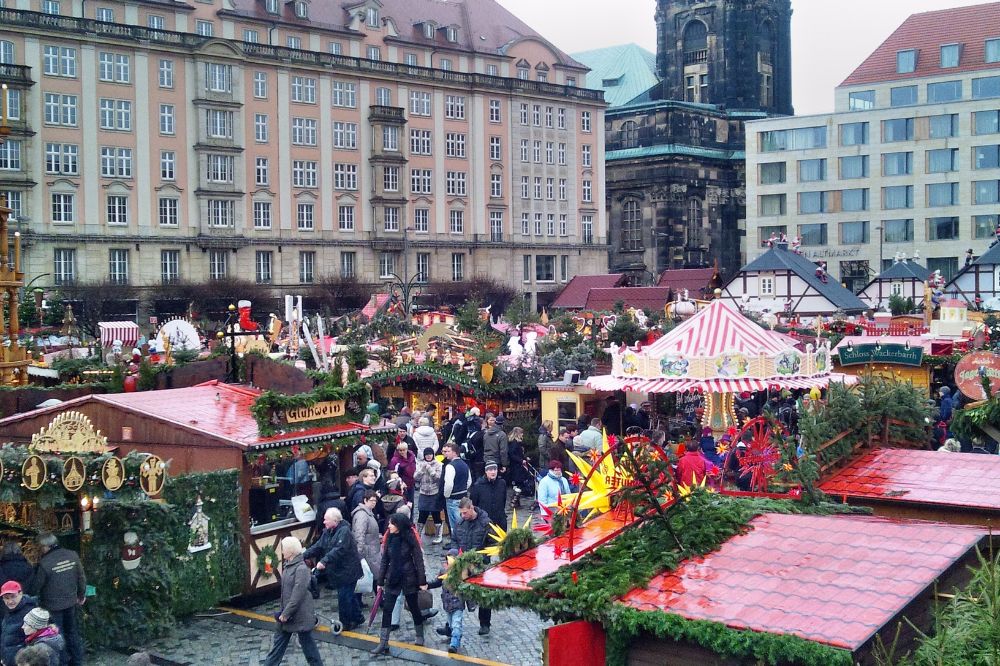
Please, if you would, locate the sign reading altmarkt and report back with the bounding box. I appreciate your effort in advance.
[285,400,346,424]
[837,343,924,367]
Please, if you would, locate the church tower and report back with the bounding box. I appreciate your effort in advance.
[655,0,793,115]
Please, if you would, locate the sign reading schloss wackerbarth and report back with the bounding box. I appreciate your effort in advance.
[285,400,346,423]
[837,343,924,367]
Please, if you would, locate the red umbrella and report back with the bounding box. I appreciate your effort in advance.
[367,587,383,632]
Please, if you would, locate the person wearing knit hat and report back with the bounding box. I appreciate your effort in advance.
[21,607,64,666]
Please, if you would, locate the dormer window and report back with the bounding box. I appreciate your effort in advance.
[265,0,278,14]
[366,7,379,28]
[940,43,960,68]
[446,26,458,43]
[896,49,917,74]
[422,22,434,39]
[294,1,307,18]
[516,59,530,80]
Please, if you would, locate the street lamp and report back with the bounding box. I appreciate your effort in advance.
[650,231,671,280]
[386,272,422,317]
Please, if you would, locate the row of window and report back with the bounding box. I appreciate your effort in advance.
[519,176,570,201]
[895,41,1000,75]
[760,182,1000,216]
[760,145,1000,184]
[759,214,1000,248]
[850,75,1000,110]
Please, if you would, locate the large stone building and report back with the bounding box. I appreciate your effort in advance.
[0,0,607,311]
[746,2,1000,292]
[577,0,791,282]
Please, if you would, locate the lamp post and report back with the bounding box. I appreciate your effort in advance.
[215,303,260,383]
[650,231,671,281]
[387,272,422,317]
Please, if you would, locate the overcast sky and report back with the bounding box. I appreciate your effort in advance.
[497,0,997,115]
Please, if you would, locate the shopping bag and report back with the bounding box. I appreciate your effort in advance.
[417,589,433,611]
[355,558,374,594]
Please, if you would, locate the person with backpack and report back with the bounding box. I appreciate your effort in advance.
[465,420,485,481]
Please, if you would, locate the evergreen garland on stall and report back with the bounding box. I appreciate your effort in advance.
[250,380,368,436]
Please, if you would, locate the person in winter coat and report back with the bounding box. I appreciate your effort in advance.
[465,421,485,481]
[348,468,385,529]
[388,441,417,502]
[414,448,444,544]
[469,463,507,531]
[575,419,603,454]
[371,514,428,655]
[304,508,364,631]
[447,413,468,449]
[394,407,412,432]
[314,477,347,532]
[506,427,532,501]
[481,416,510,472]
[17,609,64,666]
[536,421,554,470]
[0,545,32,594]
[353,446,388,495]
[411,417,440,456]
[939,387,955,422]
[1,581,36,666]
[676,439,708,487]
[351,491,383,583]
[551,430,572,473]
[427,549,471,654]
[537,461,571,508]
[263,537,323,666]
[29,534,83,666]
[453,498,495,635]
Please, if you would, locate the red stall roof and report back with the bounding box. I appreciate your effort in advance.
[820,448,1000,511]
[619,513,984,651]
[550,274,627,309]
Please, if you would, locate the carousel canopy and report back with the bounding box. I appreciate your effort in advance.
[586,300,841,394]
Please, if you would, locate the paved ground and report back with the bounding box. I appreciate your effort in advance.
[91,507,550,665]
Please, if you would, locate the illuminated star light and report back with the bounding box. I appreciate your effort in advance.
[478,510,531,558]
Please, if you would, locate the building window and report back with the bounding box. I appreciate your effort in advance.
[842,188,869,212]
[53,249,75,285]
[100,147,133,178]
[882,118,914,142]
[974,180,1000,205]
[760,126,826,152]
[489,136,502,161]
[366,6,380,27]
[890,85,917,107]
[446,172,466,196]
[759,162,786,185]
[975,145,1000,170]
[896,49,917,73]
[581,111,592,132]
[883,185,914,209]
[366,46,381,61]
[158,60,173,88]
[489,100,501,123]
[445,133,466,158]
[534,213,542,236]
[973,76,1000,99]
[451,253,464,282]
[333,122,358,149]
[411,130,432,155]
[759,276,774,296]
[338,205,355,231]
[884,219,914,243]
[255,252,273,284]
[253,201,271,229]
[582,215,594,244]
[798,158,826,182]
[535,255,555,282]
[0,140,21,171]
[928,217,960,240]
[43,46,76,77]
[799,191,831,214]
[758,225,786,246]
[207,154,235,183]
[975,214,998,239]
[759,194,786,216]
[621,200,642,251]
[98,99,132,131]
[449,210,464,234]
[42,0,60,14]
[620,121,638,148]
[927,80,962,103]
[490,174,502,198]
[930,114,959,138]
[340,252,356,279]
[254,72,268,98]
[415,253,429,283]
[243,29,259,43]
[383,206,399,232]
[445,95,465,120]
[254,114,269,143]
[927,182,959,207]
[109,249,129,284]
[209,250,228,280]
[98,52,130,83]
[295,203,316,231]
[582,145,592,168]
[988,39,1000,64]
[159,104,175,134]
[207,199,234,227]
[798,223,828,246]
[941,43,961,68]
[409,90,431,116]
[490,211,503,242]
[927,257,959,282]
[546,178,554,200]
[383,166,399,192]
[332,81,357,108]
[410,169,432,195]
[106,195,129,226]
[928,148,959,173]
[582,180,592,203]
[47,143,79,175]
[839,155,868,179]
[51,193,74,223]
[161,250,180,284]
[254,157,269,186]
[43,94,78,127]
[520,176,529,199]
[882,152,913,176]
[379,253,395,279]
[2,88,19,121]
[976,111,1000,135]
[334,164,358,190]
[294,1,307,18]
[848,90,875,111]
[196,20,213,37]
[291,76,316,103]
[840,122,869,146]
[840,221,869,245]
[299,251,315,283]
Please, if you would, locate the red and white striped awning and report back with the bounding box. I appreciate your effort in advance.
[99,321,140,348]
[585,373,857,394]
[645,299,793,357]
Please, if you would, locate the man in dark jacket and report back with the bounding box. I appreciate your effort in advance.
[304,508,364,630]
[481,416,510,472]
[0,581,36,666]
[453,498,495,635]
[30,533,85,666]
[447,413,467,449]
[469,463,507,531]
[264,536,323,666]
[439,442,471,544]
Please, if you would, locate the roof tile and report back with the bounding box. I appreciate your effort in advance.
[550,274,626,309]
[583,286,672,312]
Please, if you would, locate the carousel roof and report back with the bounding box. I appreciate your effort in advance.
[644,299,792,357]
[820,448,1000,512]
[619,513,985,651]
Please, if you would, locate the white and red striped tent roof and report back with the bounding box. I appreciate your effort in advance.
[587,374,857,394]
[99,321,140,348]
[644,299,793,357]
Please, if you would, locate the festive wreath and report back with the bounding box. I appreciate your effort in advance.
[256,545,278,578]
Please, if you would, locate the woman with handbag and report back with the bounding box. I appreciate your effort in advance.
[350,491,381,606]
[371,513,428,655]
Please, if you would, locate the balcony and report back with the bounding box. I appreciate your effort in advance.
[684,49,708,65]
[368,105,405,124]
[0,64,34,87]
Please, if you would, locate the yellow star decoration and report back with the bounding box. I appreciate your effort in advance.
[438,554,456,580]
[677,475,708,501]
[564,429,631,516]
[782,463,794,472]
[478,511,531,558]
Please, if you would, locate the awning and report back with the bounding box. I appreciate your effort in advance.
[585,373,857,394]
[99,321,140,348]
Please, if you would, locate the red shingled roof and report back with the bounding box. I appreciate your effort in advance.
[620,513,985,651]
[820,448,1000,511]
[841,2,1000,87]
[550,274,626,309]
[584,286,671,312]
[656,268,718,296]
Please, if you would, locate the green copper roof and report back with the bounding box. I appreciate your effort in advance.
[606,144,746,162]
[571,43,659,108]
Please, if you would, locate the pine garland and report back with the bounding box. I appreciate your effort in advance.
[250,379,368,436]
[367,363,533,397]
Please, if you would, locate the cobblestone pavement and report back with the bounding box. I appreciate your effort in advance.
[91,508,551,665]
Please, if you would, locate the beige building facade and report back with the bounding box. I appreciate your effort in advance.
[0,0,607,310]
[745,3,1000,293]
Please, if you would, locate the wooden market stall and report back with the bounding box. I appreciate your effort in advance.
[0,380,395,595]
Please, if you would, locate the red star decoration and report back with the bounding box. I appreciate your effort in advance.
[570,472,581,486]
[587,448,602,464]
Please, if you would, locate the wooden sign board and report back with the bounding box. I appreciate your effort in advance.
[955,351,1000,400]
[286,400,345,424]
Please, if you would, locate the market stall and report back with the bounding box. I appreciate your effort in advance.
[0,379,394,596]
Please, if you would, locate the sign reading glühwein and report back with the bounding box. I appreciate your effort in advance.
[285,400,346,424]
[837,343,924,367]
